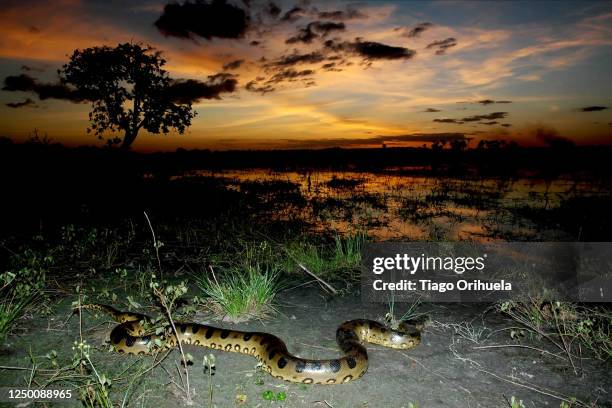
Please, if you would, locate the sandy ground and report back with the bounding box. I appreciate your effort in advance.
[1,286,610,408]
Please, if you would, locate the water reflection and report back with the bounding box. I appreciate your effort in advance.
[177,170,608,241]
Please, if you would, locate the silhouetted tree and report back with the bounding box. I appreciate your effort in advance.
[450,138,468,152]
[60,43,194,149]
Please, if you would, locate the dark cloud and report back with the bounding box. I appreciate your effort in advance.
[245,80,275,94]
[286,21,345,44]
[2,74,85,103]
[426,37,457,55]
[579,106,609,112]
[403,22,433,38]
[317,8,366,20]
[479,121,499,126]
[325,39,416,60]
[155,0,249,40]
[250,40,261,46]
[383,133,467,143]
[422,108,441,112]
[264,1,281,18]
[222,59,245,70]
[277,132,467,148]
[501,123,512,127]
[321,62,342,71]
[267,69,314,83]
[434,112,508,124]
[434,118,463,124]
[166,73,237,104]
[6,98,37,108]
[269,51,326,67]
[281,6,305,22]
[462,112,508,122]
[478,99,512,105]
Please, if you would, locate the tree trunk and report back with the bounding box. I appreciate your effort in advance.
[121,128,138,149]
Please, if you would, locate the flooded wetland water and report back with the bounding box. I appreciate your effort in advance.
[187,169,609,242]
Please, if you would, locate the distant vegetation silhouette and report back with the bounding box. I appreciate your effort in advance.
[0,135,609,239]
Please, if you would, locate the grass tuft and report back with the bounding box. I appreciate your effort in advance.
[197,262,280,323]
[0,292,34,343]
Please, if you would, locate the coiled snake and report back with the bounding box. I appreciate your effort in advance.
[80,304,423,384]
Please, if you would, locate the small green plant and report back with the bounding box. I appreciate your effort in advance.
[508,396,526,408]
[197,263,280,322]
[386,293,424,330]
[284,233,366,281]
[331,232,366,271]
[262,390,286,402]
[72,340,113,408]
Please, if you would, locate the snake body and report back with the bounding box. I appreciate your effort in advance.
[81,304,422,384]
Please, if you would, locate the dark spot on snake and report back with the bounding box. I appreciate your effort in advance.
[220,330,230,339]
[125,336,135,347]
[234,344,241,351]
[326,379,336,384]
[179,324,187,333]
[268,349,277,360]
[225,344,232,351]
[205,328,215,339]
[243,333,252,341]
[343,375,353,383]
[141,335,151,343]
[191,326,199,334]
[110,332,122,344]
[347,356,357,369]
[302,378,313,384]
[210,342,216,348]
[295,361,306,373]
[310,361,322,371]
[277,357,287,369]
[329,359,341,373]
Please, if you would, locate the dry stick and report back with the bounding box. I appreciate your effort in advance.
[143,211,163,280]
[552,308,578,376]
[296,262,338,295]
[153,283,192,401]
[144,212,191,401]
[311,400,334,407]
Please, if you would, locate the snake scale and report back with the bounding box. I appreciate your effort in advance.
[80,304,423,384]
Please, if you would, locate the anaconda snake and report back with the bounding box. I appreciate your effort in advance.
[81,304,422,384]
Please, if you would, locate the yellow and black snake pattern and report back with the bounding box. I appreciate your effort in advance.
[80,304,422,384]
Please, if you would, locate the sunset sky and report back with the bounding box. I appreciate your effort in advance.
[1,0,611,151]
